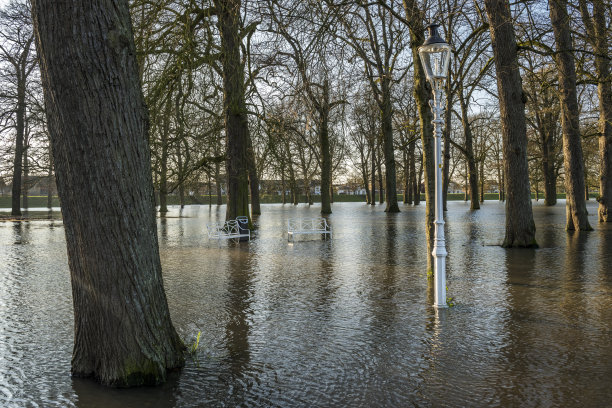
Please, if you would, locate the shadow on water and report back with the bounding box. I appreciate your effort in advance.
[72,375,179,408]
[223,250,253,379]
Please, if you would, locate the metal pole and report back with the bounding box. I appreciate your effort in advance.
[431,79,447,308]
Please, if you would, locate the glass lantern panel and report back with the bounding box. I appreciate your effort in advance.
[418,43,451,81]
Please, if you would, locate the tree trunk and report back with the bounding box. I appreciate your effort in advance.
[287,153,298,205]
[464,165,469,201]
[22,144,29,211]
[11,74,26,216]
[408,140,415,204]
[480,161,485,203]
[319,81,332,214]
[215,161,222,205]
[459,92,480,210]
[31,0,184,386]
[381,79,399,212]
[540,122,558,205]
[404,0,435,270]
[414,151,422,205]
[484,0,537,247]
[377,154,384,204]
[158,97,171,214]
[443,78,453,211]
[403,149,409,204]
[549,0,592,231]
[176,143,185,209]
[47,150,53,209]
[281,168,287,204]
[247,135,261,216]
[371,138,376,205]
[216,0,251,223]
[361,149,371,204]
[579,0,612,222]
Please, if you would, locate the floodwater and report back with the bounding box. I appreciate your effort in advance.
[1,201,611,407]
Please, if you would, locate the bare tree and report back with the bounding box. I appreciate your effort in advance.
[548,0,592,230]
[577,0,612,222]
[484,0,537,247]
[31,0,184,386]
[0,0,37,216]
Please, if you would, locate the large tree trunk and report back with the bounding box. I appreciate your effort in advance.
[319,81,332,214]
[216,0,251,223]
[405,0,435,270]
[484,0,537,247]
[579,0,612,222]
[381,79,399,212]
[594,4,612,222]
[549,0,592,231]
[31,0,184,386]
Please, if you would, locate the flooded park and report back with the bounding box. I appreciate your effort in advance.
[1,200,611,407]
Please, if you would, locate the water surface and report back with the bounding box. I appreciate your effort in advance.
[1,201,611,407]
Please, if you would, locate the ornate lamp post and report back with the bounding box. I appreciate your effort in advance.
[418,24,451,308]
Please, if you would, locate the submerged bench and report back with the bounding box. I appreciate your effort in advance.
[207,217,250,241]
[287,217,332,241]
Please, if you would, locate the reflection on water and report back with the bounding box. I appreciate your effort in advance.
[1,201,612,407]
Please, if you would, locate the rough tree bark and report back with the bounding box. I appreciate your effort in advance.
[404,0,435,270]
[31,0,184,386]
[215,0,251,223]
[380,78,399,212]
[578,0,612,222]
[548,0,592,231]
[484,0,537,247]
[319,80,332,214]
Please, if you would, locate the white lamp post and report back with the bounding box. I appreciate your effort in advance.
[418,24,451,309]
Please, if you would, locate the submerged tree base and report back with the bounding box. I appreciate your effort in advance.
[73,361,184,388]
[501,238,539,248]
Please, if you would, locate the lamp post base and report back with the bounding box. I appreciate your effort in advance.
[433,251,447,308]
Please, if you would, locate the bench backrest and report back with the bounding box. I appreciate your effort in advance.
[288,217,329,231]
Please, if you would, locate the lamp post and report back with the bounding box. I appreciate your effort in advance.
[418,24,451,308]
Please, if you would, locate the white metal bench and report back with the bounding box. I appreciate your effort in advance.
[207,218,250,241]
[287,217,332,241]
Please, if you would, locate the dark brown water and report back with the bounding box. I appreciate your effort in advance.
[1,201,611,407]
